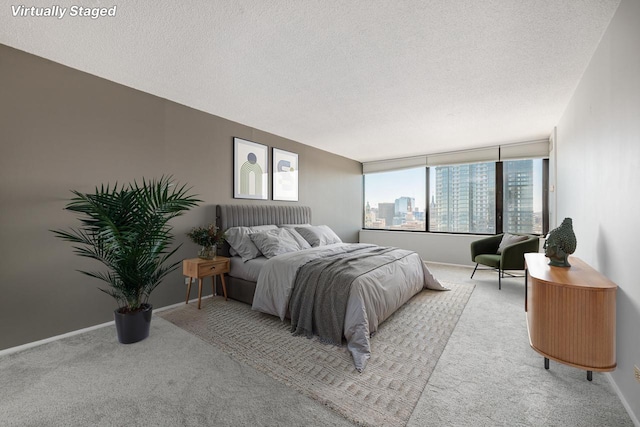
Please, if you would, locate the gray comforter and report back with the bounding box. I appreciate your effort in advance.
[289,245,402,345]
[252,243,447,372]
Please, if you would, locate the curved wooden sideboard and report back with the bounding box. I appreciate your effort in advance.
[525,253,617,381]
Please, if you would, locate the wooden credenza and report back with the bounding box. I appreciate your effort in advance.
[525,253,617,381]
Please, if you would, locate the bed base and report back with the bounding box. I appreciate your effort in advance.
[215,276,256,305]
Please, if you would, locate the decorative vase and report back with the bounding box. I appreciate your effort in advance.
[198,245,216,260]
[114,304,152,344]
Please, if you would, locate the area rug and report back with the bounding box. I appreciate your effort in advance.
[159,281,474,427]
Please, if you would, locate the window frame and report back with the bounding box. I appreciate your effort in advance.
[363,158,549,236]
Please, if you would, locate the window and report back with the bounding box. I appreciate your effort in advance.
[503,159,544,235]
[363,141,550,235]
[429,162,496,233]
[363,157,548,235]
[364,168,426,231]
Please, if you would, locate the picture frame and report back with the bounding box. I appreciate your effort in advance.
[233,137,268,200]
[272,148,299,201]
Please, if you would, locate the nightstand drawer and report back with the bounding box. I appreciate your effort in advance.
[196,261,228,277]
[182,257,230,278]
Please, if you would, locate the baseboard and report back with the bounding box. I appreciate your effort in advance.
[605,372,640,426]
[154,294,213,314]
[0,320,114,358]
[0,295,213,358]
[425,260,474,269]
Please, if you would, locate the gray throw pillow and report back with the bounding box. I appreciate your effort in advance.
[497,233,528,254]
[225,225,278,261]
[285,228,312,250]
[295,225,342,247]
[249,228,305,258]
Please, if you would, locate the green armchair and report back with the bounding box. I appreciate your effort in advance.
[470,233,540,289]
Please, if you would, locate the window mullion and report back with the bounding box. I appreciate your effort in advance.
[426,166,430,232]
[496,161,504,234]
[542,158,549,235]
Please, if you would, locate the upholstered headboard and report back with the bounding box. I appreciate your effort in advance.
[216,204,312,256]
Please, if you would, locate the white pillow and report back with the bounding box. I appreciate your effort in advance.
[249,228,305,258]
[295,225,342,247]
[225,225,278,261]
[497,233,528,254]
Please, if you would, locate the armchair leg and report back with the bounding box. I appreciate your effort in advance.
[471,263,479,279]
[499,269,502,290]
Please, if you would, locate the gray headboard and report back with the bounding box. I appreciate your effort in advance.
[216,204,312,256]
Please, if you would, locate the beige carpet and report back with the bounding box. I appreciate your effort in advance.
[159,281,474,427]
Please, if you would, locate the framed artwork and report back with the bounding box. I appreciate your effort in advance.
[272,148,299,201]
[233,137,268,200]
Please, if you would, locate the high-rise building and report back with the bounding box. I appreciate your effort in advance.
[394,197,414,215]
[503,160,534,233]
[431,163,496,233]
[393,196,415,227]
[364,201,373,228]
[378,203,395,228]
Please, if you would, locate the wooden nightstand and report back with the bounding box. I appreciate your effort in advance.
[182,256,230,309]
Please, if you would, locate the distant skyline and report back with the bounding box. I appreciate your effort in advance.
[365,168,426,212]
[364,160,543,213]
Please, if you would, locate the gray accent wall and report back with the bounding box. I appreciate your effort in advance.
[0,44,362,351]
[555,0,639,422]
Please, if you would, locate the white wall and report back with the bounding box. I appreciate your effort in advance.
[548,127,558,229]
[362,1,639,420]
[555,0,640,422]
[360,230,484,267]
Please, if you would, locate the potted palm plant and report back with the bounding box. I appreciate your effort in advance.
[52,176,200,344]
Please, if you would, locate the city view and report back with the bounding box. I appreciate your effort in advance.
[364,160,543,234]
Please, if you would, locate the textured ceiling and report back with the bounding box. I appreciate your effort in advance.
[0,0,620,162]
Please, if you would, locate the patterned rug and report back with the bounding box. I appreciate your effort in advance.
[159,281,474,427]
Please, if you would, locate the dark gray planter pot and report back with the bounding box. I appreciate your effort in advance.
[114,304,153,344]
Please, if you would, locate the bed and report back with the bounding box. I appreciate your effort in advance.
[215,204,447,372]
